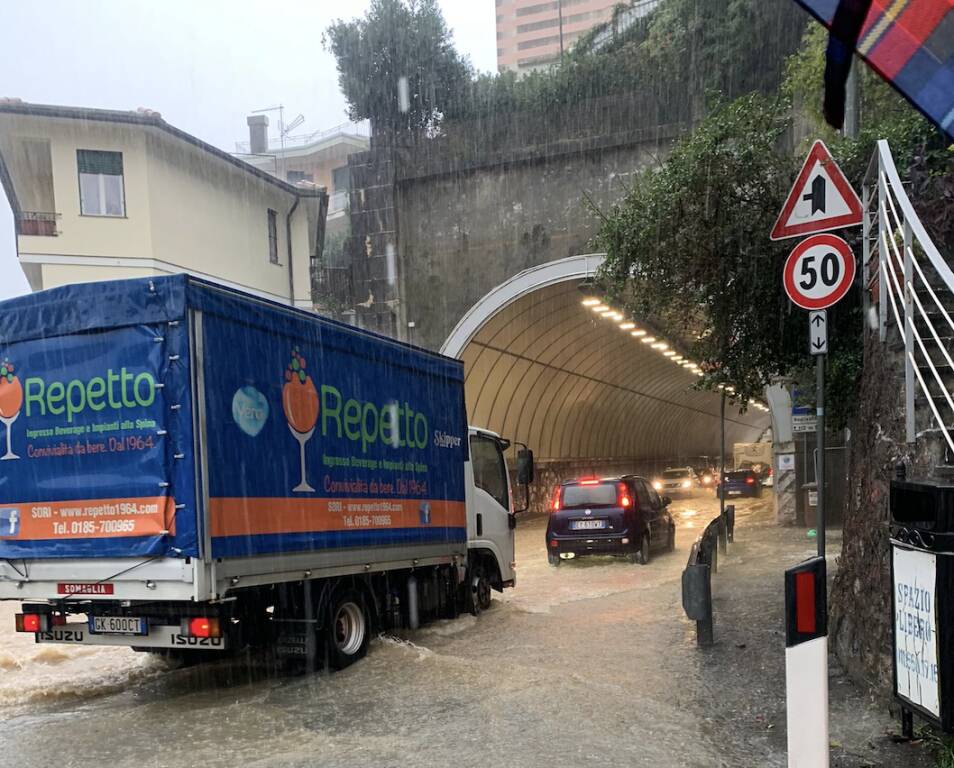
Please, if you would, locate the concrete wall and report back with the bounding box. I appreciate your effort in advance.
[144,132,309,304]
[396,132,672,350]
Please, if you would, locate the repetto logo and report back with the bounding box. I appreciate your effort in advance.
[0,358,23,461]
[277,346,433,494]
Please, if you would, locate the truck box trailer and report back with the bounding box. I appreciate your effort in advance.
[0,276,530,667]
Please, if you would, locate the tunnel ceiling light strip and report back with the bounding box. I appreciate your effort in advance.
[581,298,601,307]
[663,350,677,357]
[652,342,668,350]
[591,304,609,312]
[641,336,656,344]
[598,309,615,316]
[609,312,624,321]
[619,322,635,330]
[630,329,646,337]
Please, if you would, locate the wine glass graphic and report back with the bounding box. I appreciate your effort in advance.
[282,348,319,492]
[0,359,22,461]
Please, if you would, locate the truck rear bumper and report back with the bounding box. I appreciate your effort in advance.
[32,623,228,651]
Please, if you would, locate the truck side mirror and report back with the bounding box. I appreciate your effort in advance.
[516,448,534,486]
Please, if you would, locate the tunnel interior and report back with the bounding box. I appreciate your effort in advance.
[448,269,770,503]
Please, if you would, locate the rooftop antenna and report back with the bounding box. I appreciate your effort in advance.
[251,105,305,181]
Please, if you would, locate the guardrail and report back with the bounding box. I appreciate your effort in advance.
[681,505,735,647]
[862,139,954,451]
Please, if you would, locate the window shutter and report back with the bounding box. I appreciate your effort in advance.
[77,150,123,176]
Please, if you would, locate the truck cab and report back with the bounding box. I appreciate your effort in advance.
[464,427,530,607]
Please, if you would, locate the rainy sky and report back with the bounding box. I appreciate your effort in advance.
[0,0,496,300]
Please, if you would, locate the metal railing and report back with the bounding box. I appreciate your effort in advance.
[328,190,349,214]
[863,139,954,452]
[681,505,735,647]
[234,120,370,154]
[15,211,59,236]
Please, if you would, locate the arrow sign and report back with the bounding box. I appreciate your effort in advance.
[810,310,827,355]
[770,140,862,241]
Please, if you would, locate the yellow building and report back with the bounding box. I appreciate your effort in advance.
[0,100,327,309]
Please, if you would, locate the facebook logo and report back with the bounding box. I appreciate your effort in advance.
[0,508,20,537]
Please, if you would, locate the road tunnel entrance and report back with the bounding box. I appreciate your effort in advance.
[441,255,770,511]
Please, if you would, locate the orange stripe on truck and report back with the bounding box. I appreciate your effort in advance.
[209,497,466,538]
[0,497,175,540]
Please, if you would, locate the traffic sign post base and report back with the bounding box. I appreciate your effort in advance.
[786,636,830,767]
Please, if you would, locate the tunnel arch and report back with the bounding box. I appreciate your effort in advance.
[441,254,769,464]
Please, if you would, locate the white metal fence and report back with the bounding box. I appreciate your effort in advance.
[864,139,954,453]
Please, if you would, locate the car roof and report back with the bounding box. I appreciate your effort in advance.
[561,475,646,486]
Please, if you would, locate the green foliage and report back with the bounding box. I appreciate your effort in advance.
[323,0,470,133]
[595,94,806,406]
[594,18,952,425]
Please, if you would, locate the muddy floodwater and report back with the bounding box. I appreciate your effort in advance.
[0,494,930,768]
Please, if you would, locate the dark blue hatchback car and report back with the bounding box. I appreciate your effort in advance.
[546,476,675,566]
[716,469,763,499]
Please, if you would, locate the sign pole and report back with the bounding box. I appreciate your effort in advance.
[816,353,825,560]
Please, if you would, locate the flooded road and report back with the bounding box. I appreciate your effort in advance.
[0,493,924,768]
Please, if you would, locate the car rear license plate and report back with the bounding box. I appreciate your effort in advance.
[728,490,741,496]
[90,616,146,635]
[571,519,606,530]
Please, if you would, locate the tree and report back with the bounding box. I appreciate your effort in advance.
[594,94,821,407]
[323,0,471,135]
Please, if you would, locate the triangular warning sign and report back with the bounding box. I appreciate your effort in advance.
[769,140,863,241]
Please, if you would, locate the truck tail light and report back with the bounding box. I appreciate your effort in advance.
[182,617,221,638]
[15,613,48,633]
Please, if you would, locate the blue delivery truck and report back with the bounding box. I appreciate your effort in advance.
[0,275,532,668]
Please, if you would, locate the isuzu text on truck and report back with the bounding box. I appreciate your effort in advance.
[0,276,532,669]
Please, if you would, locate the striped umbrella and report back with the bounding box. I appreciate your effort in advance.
[794,0,954,139]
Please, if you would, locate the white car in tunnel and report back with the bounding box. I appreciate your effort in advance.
[653,467,700,498]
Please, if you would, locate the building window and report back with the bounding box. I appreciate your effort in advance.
[517,35,561,50]
[287,170,313,184]
[77,150,125,217]
[267,209,279,264]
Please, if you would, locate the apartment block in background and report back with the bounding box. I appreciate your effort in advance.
[495,0,660,74]
[0,100,327,308]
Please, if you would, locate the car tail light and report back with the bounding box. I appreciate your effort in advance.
[617,483,631,508]
[551,487,563,512]
[550,539,558,548]
[746,477,755,485]
[767,468,773,476]
[182,617,221,638]
[15,613,48,633]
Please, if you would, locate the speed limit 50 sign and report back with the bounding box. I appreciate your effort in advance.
[783,233,856,310]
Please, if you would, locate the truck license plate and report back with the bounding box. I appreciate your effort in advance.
[571,520,606,530]
[90,616,146,635]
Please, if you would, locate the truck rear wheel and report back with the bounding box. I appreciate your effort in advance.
[326,590,370,670]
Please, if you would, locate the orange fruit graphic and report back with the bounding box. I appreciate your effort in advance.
[0,376,22,418]
[282,376,319,433]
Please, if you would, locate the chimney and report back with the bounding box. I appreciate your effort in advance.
[247,114,269,154]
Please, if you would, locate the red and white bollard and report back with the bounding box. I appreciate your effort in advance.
[785,556,829,768]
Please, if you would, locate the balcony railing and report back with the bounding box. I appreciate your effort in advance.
[328,191,349,215]
[16,211,59,236]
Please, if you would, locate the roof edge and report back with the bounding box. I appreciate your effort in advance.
[0,101,326,198]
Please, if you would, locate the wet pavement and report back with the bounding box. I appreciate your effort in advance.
[0,493,934,767]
